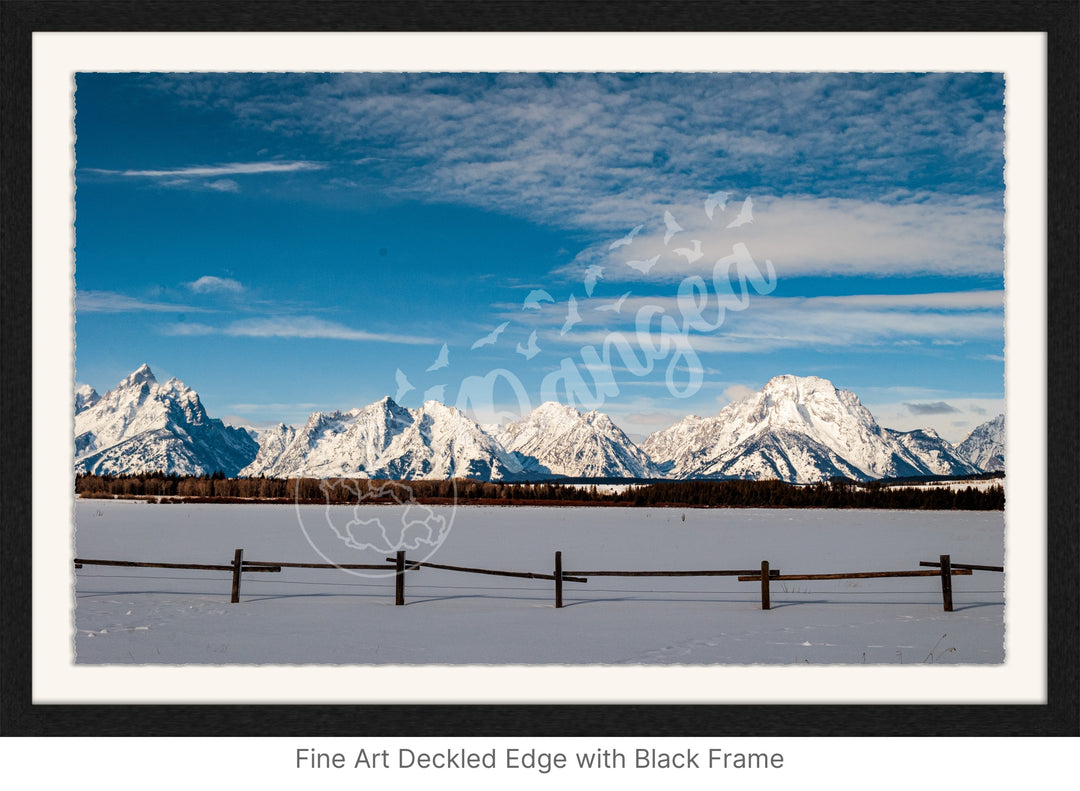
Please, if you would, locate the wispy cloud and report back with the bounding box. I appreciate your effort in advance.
[88,160,326,179]
[160,316,436,345]
[76,290,211,314]
[141,73,1004,240]
[904,401,961,415]
[206,179,240,192]
[547,290,1004,353]
[160,322,216,336]
[186,275,245,294]
[82,160,326,193]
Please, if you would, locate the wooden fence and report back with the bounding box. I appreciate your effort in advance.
[557,551,780,609]
[75,549,285,603]
[737,555,975,611]
[74,550,998,612]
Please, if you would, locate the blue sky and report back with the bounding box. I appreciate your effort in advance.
[73,72,1005,442]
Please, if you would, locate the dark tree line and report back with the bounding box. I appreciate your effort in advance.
[77,473,1005,510]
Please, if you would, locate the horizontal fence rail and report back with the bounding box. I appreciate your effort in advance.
[245,560,395,570]
[75,550,284,604]
[384,556,588,584]
[736,569,973,581]
[563,569,781,577]
[74,558,280,573]
[556,561,782,608]
[919,560,1004,572]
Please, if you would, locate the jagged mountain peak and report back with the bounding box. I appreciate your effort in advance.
[240,393,523,481]
[762,373,836,394]
[529,400,583,420]
[75,364,257,476]
[497,401,660,479]
[74,383,101,414]
[911,427,942,440]
[418,399,461,416]
[120,363,157,388]
[645,374,971,483]
[887,426,980,477]
[956,413,1005,472]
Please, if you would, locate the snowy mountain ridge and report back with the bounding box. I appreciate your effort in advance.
[238,397,525,481]
[642,375,990,483]
[74,366,1004,483]
[496,401,663,479]
[955,413,1005,472]
[74,364,259,477]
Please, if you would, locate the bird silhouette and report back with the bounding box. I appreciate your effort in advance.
[395,369,415,401]
[560,295,581,336]
[673,240,703,264]
[470,321,510,350]
[425,343,449,372]
[597,291,632,313]
[608,224,644,250]
[584,265,604,296]
[516,330,540,360]
[726,196,754,228]
[423,384,447,403]
[663,211,683,244]
[626,254,660,274]
[704,191,732,220]
[523,289,555,310]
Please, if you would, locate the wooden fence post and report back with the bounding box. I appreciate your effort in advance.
[395,550,405,606]
[230,548,244,603]
[940,554,953,612]
[554,551,563,609]
[760,560,771,610]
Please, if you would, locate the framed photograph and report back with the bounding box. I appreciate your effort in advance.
[2,0,1076,746]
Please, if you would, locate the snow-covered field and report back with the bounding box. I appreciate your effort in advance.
[73,500,1005,665]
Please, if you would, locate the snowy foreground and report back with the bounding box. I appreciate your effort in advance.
[73,500,1005,665]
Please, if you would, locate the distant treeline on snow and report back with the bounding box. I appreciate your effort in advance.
[76,473,1005,510]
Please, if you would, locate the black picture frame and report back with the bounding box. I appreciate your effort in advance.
[1,0,1076,737]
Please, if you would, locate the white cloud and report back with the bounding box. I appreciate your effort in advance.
[76,290,211,314]
[722,384,756,404]
[159,315,437,344]
[576,194,1005,280]
[545,289,1004,354]
[223,316,436,345]
[205,179,240,192]
[91,160,326,179]
[186,276,245,294]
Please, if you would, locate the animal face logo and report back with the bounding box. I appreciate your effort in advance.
[294,477,457,577]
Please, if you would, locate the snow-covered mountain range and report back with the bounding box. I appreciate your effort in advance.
[496,401,662,479]
[74,364,258,477]
[642,375,985,484]
[74,365,1005,483]
[240,397,525,481]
